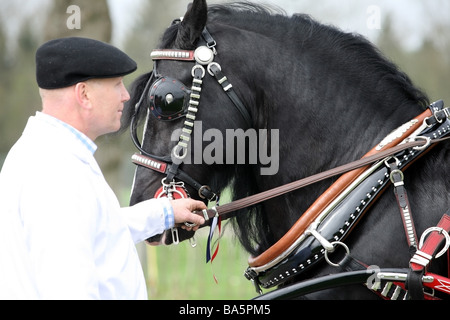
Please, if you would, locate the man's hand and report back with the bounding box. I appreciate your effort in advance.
[170,198,207,231]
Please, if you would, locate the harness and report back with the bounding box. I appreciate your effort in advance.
[130,26,450,299]
[244,101,450,299]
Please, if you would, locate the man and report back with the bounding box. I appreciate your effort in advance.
[0,37,206,299]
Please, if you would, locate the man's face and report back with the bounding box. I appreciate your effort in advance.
[87,77,130,138]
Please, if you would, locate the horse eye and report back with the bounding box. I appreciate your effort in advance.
[166,93,174,104]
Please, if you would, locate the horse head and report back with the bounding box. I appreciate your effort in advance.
[124,0,261,245]
[123,0,431,255]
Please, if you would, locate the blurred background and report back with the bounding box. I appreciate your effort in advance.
[0,0,449,299]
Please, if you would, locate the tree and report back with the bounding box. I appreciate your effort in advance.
[376,14,450,105]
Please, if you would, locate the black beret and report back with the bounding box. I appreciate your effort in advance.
[36,37,137,89]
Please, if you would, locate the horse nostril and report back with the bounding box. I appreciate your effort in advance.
[166,93,174,104]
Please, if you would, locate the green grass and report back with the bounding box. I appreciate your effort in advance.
[138,226,260,300]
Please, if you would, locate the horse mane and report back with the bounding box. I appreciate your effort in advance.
[207,2,428,107]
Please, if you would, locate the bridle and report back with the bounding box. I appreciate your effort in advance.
[130,26,252,240]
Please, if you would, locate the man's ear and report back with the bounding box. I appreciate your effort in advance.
[74,82,92,110]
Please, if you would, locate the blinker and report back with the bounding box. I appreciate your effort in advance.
[149,76,191,121]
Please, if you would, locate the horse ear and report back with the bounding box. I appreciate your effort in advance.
[175,0,207,49]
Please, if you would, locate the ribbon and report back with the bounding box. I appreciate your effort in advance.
[206,214,222,284]
[205,195,222,283]
[206,215,222,263]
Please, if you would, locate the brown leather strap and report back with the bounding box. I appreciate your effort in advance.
[195,139,425,220]
[196,111,432,221]
[199,139,430,219]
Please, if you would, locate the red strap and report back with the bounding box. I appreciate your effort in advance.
[448,249,450,278]
[410,214,450,272]
[424,271,450,296]
[132,153,167,174]
[150,49,195,61]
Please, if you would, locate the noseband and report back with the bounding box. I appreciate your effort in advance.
[130,27,252,221]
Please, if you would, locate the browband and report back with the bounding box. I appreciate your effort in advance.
[151,49,195,61]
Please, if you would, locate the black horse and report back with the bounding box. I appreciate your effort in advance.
[122,1,450,299]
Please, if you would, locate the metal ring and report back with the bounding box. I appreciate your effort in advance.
[191,65,206,79]
[172,143,188,161]
[419,227,450,259]
[324,241,350,267]
[198,185,212,200]
[207,62,222,77]
[160,177,170,187]
[389,169,404,184]
[184,222,197,228]
[413,136,431,151]
[384,156,400,169]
